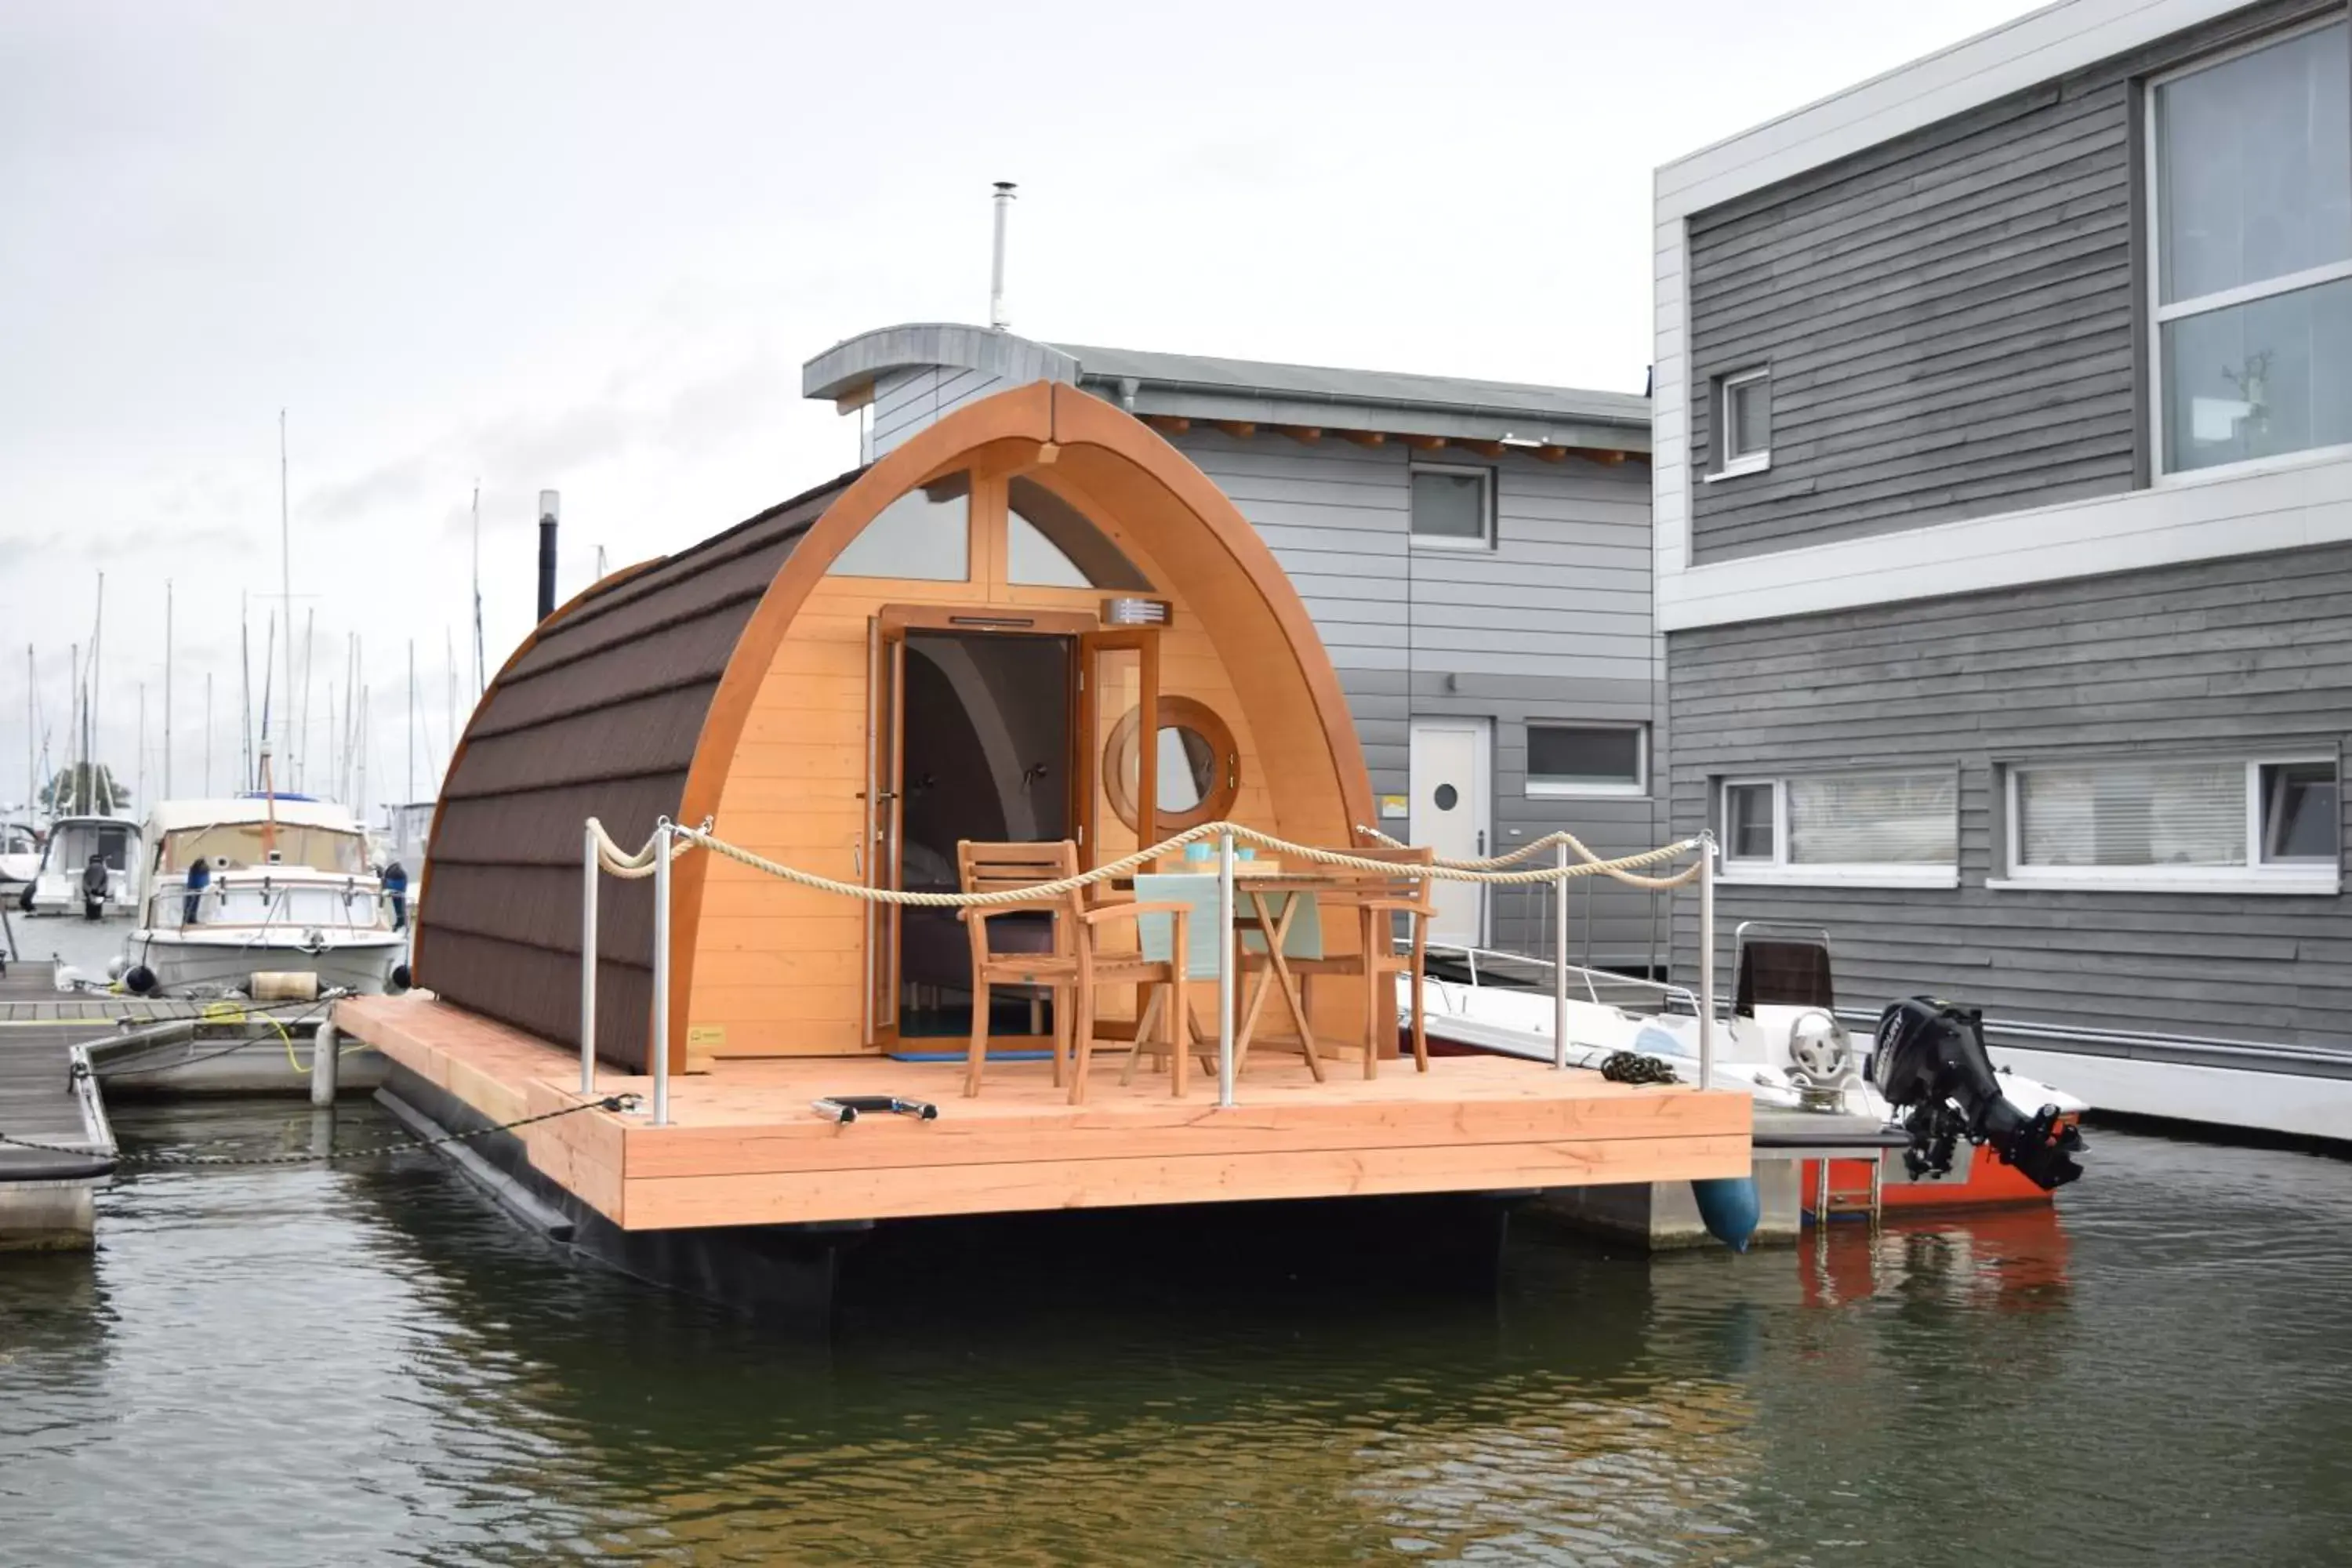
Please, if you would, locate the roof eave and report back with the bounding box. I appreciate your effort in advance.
[1085,379,1650,453]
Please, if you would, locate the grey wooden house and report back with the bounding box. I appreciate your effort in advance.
[1651,0,2352,1136]
[803,323,1660,968]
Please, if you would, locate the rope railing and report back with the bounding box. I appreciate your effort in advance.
[579,815,1721,1124]
[582,816,1706,905]
[1354,824,1707,891]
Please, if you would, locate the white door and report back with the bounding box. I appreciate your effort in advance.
[1409,719,1490,948]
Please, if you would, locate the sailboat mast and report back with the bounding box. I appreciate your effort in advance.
[205,672,213,797]
[68,642,80,813]
[471,481,485,697]
[90,572,105,814]
[279,410,295,795]
[240,594,252,791]
[299,606,315,794]
[24,644,32,821]
[136,682,145,810]
[444,626,456,788]
[406,638,416,808]
[164,581,173,799]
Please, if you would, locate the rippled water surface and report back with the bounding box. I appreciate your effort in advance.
[4,1099,2349,1566]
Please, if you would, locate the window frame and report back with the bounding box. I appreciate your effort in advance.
[1992,755,2343,895]
[1715,771,1961,889]
[1524,721,1648,799]
[1406,462,1497,551]
[1712,368,1772,478]
[2144,15,2352,482]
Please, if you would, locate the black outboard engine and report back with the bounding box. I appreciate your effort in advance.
[1871,997,2085,1190]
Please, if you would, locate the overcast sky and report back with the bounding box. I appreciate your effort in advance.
[0,0,2041,821]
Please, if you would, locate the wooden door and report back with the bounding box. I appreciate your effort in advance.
[864,617,907,1047]
[1076,627,1161,867]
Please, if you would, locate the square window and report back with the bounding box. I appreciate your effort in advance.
[1723,782,1776,862]
[2262,760,2340,862]
[1527,724,1645,796]
[826,474,972,580]
[1409,466,1492,548]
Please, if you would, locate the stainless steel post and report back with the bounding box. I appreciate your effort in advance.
[1552,843,1569,1070]
[651,820,673,1127]
[1216,831,1236,1109]
[1697,832,1717,1091]
[579,822,598,1098]
[310,1018,339,1107]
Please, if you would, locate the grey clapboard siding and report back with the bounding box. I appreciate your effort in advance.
[867,365,1011,459]
[1666,544,2352,1054]
[1682,0,2339,566]
[1172,430,1668,965]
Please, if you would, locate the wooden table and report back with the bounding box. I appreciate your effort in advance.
[1223,871,1368,1081]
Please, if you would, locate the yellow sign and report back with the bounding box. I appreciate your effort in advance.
[687,1024,728,1048]
[1378,793,1409,820]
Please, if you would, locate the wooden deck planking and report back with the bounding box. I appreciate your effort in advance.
[336,995,1752,1232]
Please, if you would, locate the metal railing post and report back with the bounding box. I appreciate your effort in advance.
[579,821,598,1098]
[1216,829,1236,1109]
[1552,842,1569,1070]
[1697,831,1717,1091]
[651,819,673,1127]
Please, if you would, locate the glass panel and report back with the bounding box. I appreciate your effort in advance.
[163,824,367,874]
[1724,783,1776,861]
[1528,725,1642,787]
[1726,375,1770,458]
[1787,772,1956,865]
[827,474,971,580]
[2018,761,2247,868]
[1409,470,1487,541]
[2162,277,2352,471]
[1006,477,1151,589]
[2156,21,2351,305]
[1125,724,1215,811]
[2262,761,2339,861]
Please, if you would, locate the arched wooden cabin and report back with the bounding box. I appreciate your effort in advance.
[416,382,1374,1074]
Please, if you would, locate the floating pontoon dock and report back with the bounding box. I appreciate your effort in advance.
[336,993,1751,1232]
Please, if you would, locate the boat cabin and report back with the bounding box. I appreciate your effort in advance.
[135,797,383,933]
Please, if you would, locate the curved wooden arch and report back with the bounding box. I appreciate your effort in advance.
[657,381,1374,1069]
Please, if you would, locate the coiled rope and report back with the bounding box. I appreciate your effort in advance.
[583,817,1707,907]
[1353,824,1708,892]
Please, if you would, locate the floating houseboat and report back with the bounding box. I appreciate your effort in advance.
[334,379,1751,1308]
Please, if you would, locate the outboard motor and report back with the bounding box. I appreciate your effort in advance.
[1871,997,2085,1190]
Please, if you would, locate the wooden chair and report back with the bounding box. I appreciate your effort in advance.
[1285,844,1436,1076]
[956,840,1190,1103]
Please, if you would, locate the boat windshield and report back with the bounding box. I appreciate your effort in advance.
[162,822,367,875]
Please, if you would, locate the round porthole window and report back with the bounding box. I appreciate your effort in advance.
[1433,783,1460,811]
[1104,696,1240,833]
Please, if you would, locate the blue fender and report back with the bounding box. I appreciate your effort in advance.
[1691,1176,1759,1253]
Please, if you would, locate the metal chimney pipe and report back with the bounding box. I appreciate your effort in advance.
[989,181,1016,332]
[536,489,561,622]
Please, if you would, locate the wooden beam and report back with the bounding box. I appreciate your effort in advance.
[1531,445,1570,462]
[1338,430,1386,447]
[1590,448,1630,465]
[1213,420,1257,439]
[1273,425,1323,444]
[1452,439,1505,458]
[1400,434,1445,451]
[1143,415,1191,435]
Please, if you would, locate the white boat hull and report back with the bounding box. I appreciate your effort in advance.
[127,930,407,996]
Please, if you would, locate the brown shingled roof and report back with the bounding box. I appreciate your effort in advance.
[415,468,863,1070]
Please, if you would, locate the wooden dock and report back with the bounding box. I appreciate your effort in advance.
[336,994,1753,1232]
[0,962,117,1249]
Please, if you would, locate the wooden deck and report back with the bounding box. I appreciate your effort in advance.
[335,995,1752,1232]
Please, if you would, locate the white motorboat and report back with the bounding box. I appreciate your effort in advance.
[0,820,42,886]
[19,814,140,915]
[1408,924,2089,1210]
[122,797,408,997]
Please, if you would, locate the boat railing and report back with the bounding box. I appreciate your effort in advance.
[1417,939,1715,1021]
[144,876,394,937]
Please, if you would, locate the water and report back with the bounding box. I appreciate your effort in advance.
[3,1100,2349,1567]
